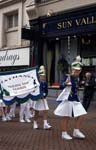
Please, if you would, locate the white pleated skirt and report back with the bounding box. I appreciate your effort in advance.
[54,100,87,117]
[32,98,49,111]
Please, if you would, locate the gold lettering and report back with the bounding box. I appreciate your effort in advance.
[62,22,65,28]
[57,23,62,29]
[75,19,80,26]
[57,20,72,29]
[81,18,87,25]
[87,17,92,24]
[67,21,72,27]
[91,16,96,23]
[57,15,96,29]
[86,16,96,24]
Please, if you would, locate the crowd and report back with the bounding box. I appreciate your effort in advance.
[0,56,96,141]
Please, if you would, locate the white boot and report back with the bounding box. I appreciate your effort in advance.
[25,118,31,123]
[6,114,11,121]
[62,132,72,140]
[2,115,7,122]
[43,123,52,129]
[73,129,85,139]
[33,121,38,129]
[43,120,52,129]
[19,119,25,123]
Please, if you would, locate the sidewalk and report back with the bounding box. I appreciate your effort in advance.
[0,99,96,150]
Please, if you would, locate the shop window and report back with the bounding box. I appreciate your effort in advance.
[81,35,96,75]
[81,35,96,57]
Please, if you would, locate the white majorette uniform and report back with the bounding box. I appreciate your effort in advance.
[32,80,49,111]
[32,97,49,111]
[32,65,49,111]
[32,65,51,130]
[54,57,87,118]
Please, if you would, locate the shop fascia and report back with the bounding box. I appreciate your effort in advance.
[0,47,30,66]
[57,15,96,29]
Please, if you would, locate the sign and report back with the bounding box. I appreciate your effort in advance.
[0,47,30,66]
[42,9,96,36]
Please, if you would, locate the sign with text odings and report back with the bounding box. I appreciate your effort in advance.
[0,47,30,67]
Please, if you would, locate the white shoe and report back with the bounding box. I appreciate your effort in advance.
[9,113,15,118]
[33,121,38,129]
[62,132,72,140]
[6,115,11,121]
[19,119,25,123]
[2,116,7,122]
[11,114,15,118]
[25,118,31,123]
[43,123,52,129]
[73,129,85,139]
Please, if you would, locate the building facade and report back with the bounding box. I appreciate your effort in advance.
[0,0,96,86]
[0,0,30,71]
[26,0,96,85]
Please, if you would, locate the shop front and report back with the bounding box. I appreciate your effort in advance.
[0,47,30,72]
[30,5,96,85]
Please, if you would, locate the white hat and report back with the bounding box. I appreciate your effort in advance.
[38,65,46,75]
[71,56,82,70]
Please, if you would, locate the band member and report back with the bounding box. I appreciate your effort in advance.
[32,66,52,129]
[54,56,87,140]
[19,100,31,123]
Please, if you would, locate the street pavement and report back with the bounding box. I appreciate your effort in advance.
[0,99,96,150]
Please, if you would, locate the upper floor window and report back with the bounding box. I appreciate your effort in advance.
[7,13,18,29]
[36,0,54,3]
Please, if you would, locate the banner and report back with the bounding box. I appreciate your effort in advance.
[0,67,42,105]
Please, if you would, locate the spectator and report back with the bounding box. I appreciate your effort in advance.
[82,72,95,111]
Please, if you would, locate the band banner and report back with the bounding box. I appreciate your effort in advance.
[0,67,42,105]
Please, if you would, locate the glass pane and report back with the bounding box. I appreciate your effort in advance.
[7,15,13,28]
[14,14,18,27]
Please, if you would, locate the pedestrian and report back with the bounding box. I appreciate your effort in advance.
[54,56,87,140]
[82,72,95,111]
[32,65,52,129]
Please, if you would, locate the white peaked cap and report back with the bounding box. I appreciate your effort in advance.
[38,65,46,75]
[71,56,82,70]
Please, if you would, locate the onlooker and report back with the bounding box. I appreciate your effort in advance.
[82,72,95,111]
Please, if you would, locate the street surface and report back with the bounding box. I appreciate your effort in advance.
[0,99,96,150]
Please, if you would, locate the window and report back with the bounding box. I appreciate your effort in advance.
[7,13,18,29]
[36,0,54,3]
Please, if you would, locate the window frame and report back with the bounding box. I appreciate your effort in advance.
[6,11,18,30]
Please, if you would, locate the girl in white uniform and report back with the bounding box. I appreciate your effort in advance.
[32,66,51,129]
[54,56,87,140]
